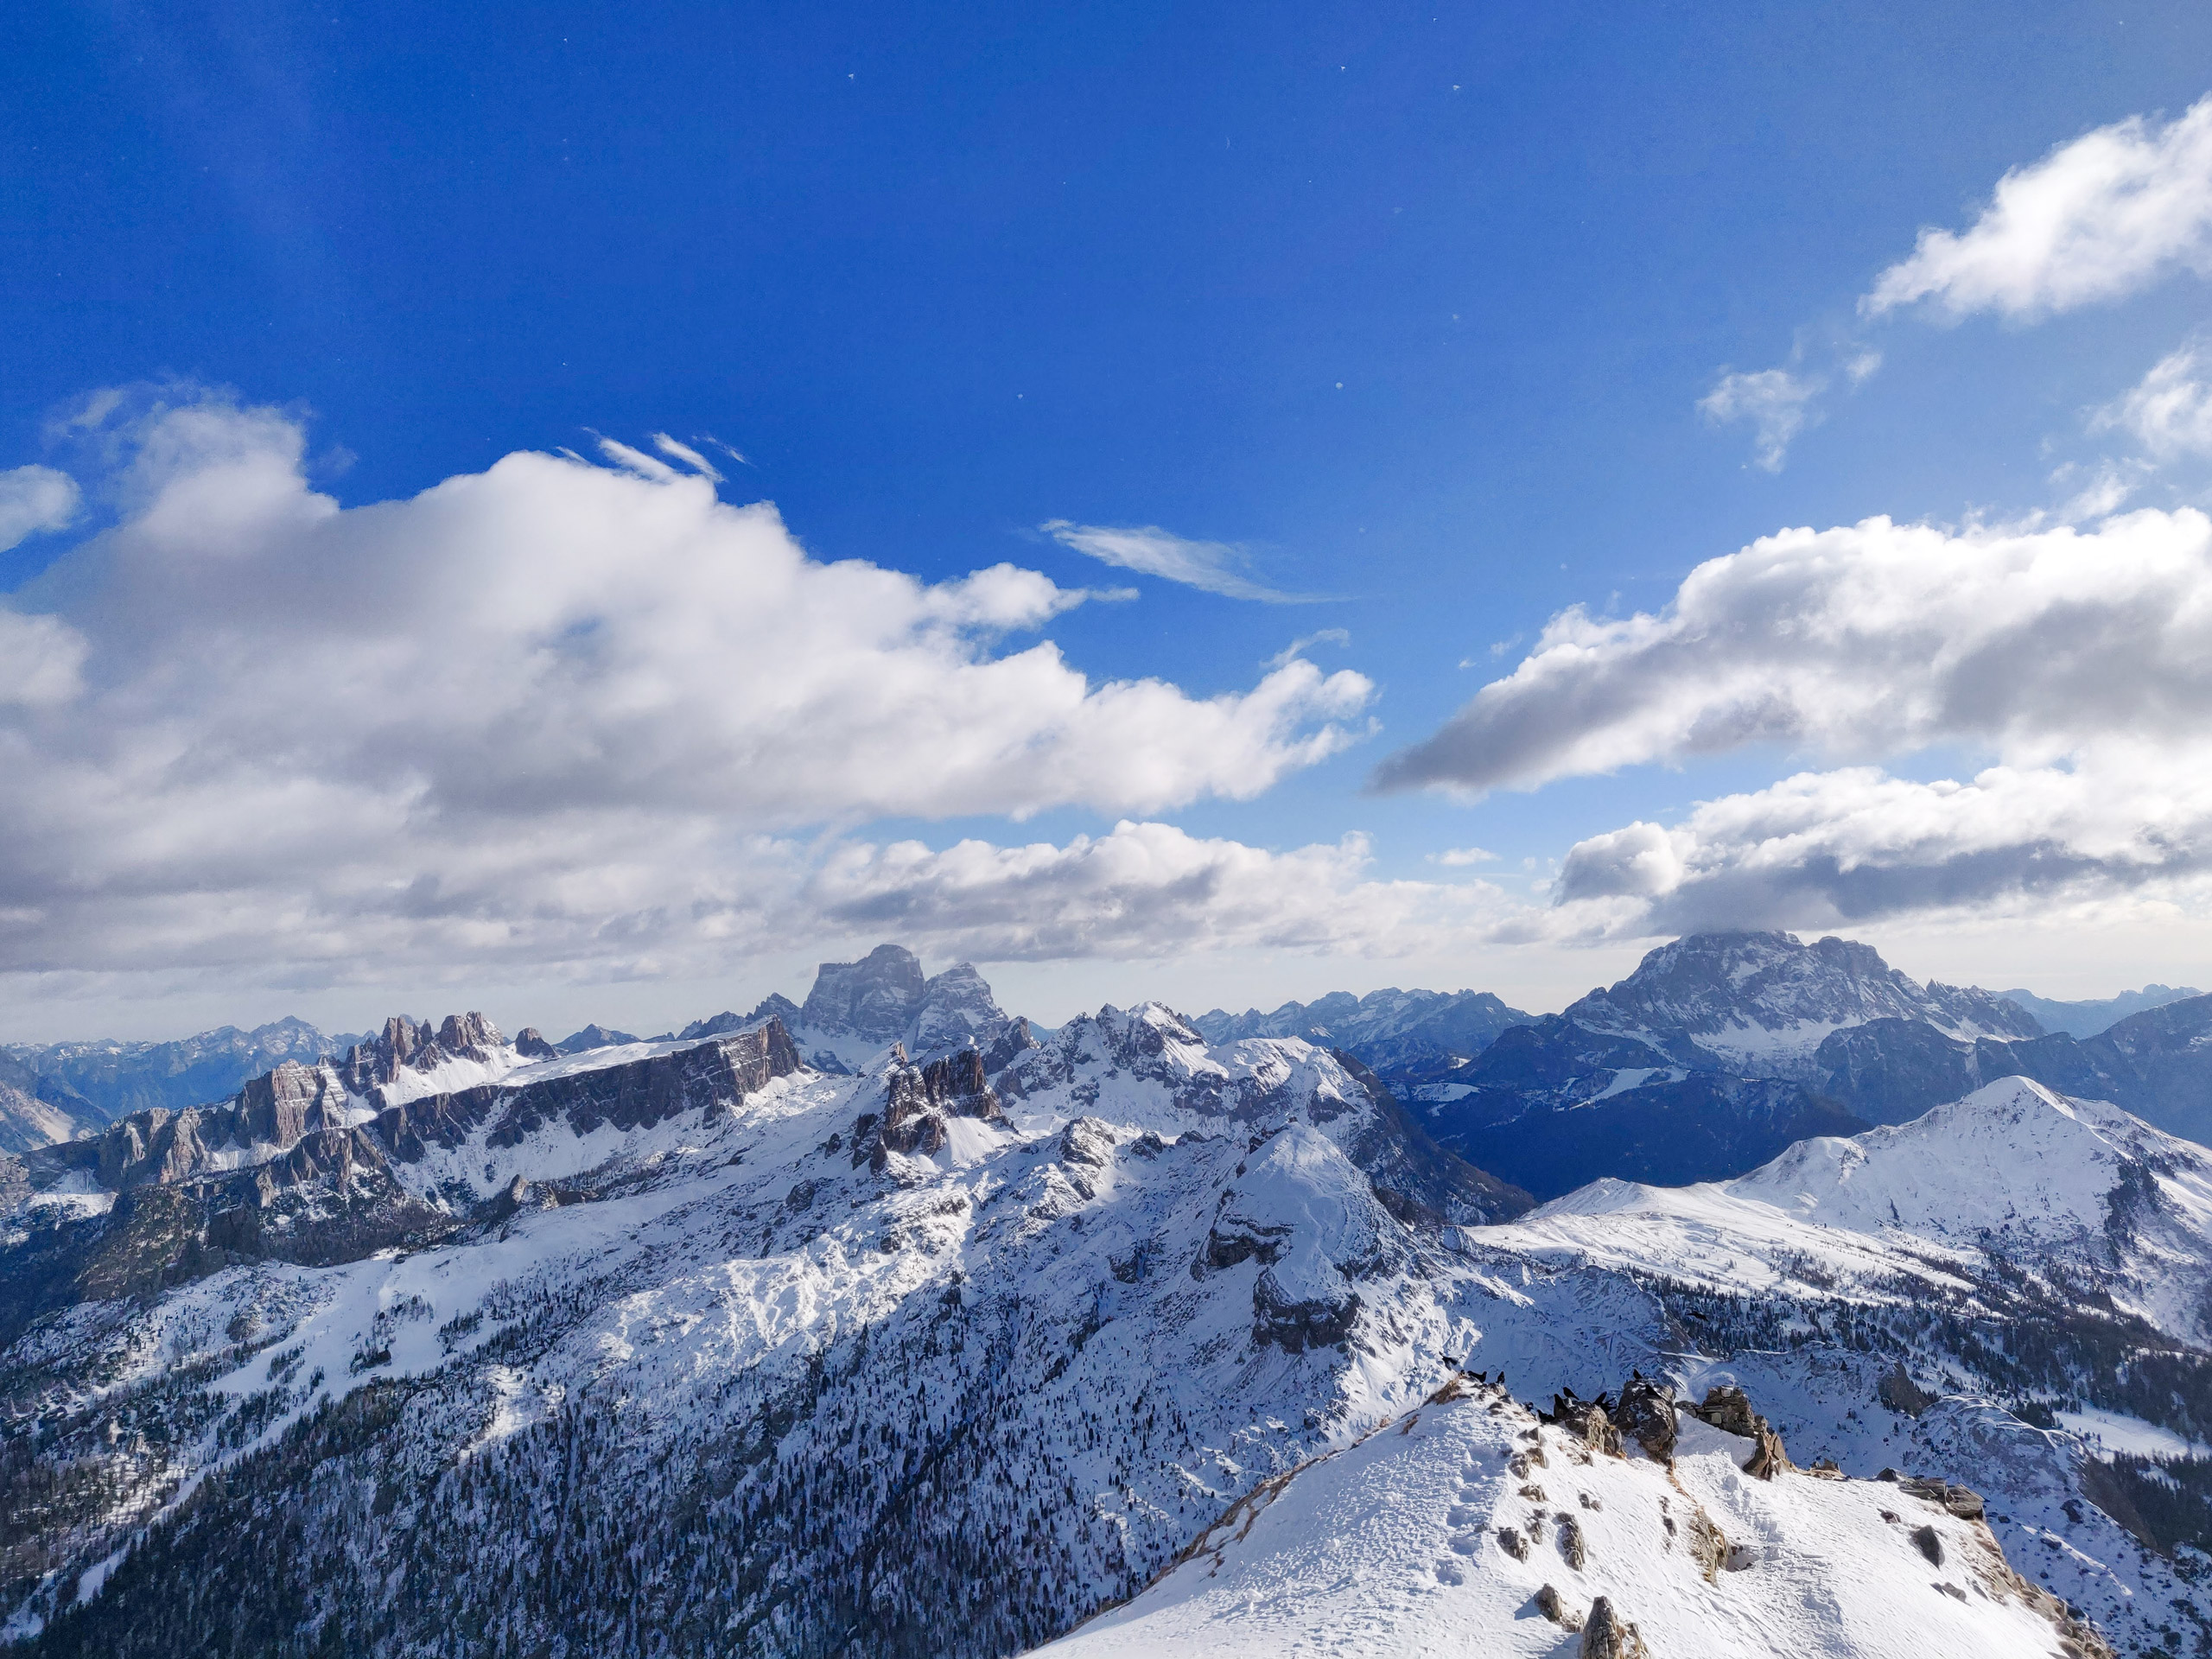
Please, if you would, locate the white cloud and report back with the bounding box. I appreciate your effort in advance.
[1266,627,1351,670]
[1380,504,2212,936]
[804,820,1531,961]
[2049,458,2151,524]
[0,465,80,551]
[1553,753,2212,935]
[1432,846,1497,867]
[1698,367,1823,471]
[1864,95,2212,321]
[2093,341,2212,459]
[1376,507,2212,795]
[0,390,1375,987]
[1040,519,1320,602]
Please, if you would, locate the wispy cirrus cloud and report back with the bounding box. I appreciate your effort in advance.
[2092,340,2212,461]
[1698,367,1824,473]
[1040,518,1324,603]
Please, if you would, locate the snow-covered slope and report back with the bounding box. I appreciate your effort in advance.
[0,996,1545,1654]
[1503,1077,2212,1347]
[1042,1376,2104,1659]
[1731,1077,2212,1250]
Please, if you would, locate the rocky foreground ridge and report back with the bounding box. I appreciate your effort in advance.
[1045,1375,2111,1659]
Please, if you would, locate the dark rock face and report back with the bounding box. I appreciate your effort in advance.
[1249,1267,1360,1354]
[1612,1376,1676,1463]
[874,1048,1006,1160]
[804,944,930,1043]
[335,1012,506,1097]
[1579,1596,1647,1659]
[1534,1583,1581,1629]
[1878,1361,1936,1417]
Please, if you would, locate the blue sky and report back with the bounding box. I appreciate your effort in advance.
[4,2,2212,1038]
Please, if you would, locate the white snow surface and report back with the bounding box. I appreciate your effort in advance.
[1039,1381,2085,1658]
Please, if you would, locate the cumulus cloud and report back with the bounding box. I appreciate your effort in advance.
[1040,519,1319,602]
[1379,504,2212,935]
[0,390,1375,988]
[1432,847,1497,867]
[1698,367,1823,472]
[1554,754,2212,935]
[0,465,80,551]
[2093,341,2212,460]
[1864,94,2212,321]
[1375,507,2212,795]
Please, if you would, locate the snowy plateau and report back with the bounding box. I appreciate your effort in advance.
[2,939,2211,1657]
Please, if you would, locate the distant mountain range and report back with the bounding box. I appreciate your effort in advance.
[1990,981,2202,1039]
[0,1017,361,1153]
[1404,931,2212,1199]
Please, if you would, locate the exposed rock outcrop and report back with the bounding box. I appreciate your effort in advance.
[1579,1596,1649,1659]
[1690,1383,1792,1478]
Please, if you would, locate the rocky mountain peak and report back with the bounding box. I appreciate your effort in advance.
[801,944,929,1041]
[340,1011,510,1095]
[1569,931,2041,1059]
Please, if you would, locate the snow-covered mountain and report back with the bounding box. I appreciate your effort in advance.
[5,949,2210,1656]
[1192,987,1534,1075]
[1418,931,2212,1199]
[1563,931,2042,1078]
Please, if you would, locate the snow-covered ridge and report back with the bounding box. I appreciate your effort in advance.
[1491,1075,2212,1350]
[1041,1376,2104,1658]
